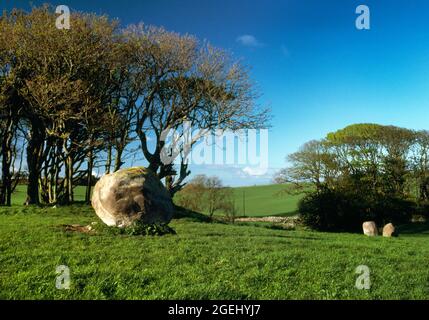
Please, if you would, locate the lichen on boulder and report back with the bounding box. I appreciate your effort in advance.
[91,167,174,227]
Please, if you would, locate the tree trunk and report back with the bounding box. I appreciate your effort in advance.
[66,154,74,204]
[163,160,190,197]
[105,144,112,174]
[113,146,123,172]
[53,145,61,204]
[26,121,44,205]
[0,111,16,206]
[62,139,74,205]
[0,138,12,206]
[85,148,94,204]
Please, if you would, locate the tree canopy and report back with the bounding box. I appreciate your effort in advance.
[276,123,429,231]
[0,5,269,206]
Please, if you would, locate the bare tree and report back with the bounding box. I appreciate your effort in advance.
[124,25,269,196]
[1,6,270,206]
[176,174,235,219]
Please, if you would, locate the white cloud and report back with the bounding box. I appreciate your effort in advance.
[242,166,268,176]
[236,34,263,47]
[185,164,274,187]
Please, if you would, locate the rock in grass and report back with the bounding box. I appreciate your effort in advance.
[362,221,378,236]
[62,224,94,233]
[382,223,396,237]
[91,167,174,227]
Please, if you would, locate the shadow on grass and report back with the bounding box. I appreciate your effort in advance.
[173,205,212,223]
[270,234,321,241]
[272,210,300,217]
[397,222,429,235]
[0,203,95,216]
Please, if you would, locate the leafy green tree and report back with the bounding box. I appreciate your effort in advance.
[0,10,23,206]
[10,6,118,204]
[281,123,418,231]
[411,130,429,202]
[274,139,338,193]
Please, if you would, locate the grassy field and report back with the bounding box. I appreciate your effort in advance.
[226,184,304,217]
[11,185,87,206]
[12,184,304,217]
[3,185,428,299]
[0,205,429,299]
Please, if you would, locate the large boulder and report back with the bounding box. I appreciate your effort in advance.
[91,167,174,227]
[382,223,396,237]
[362,221,378,236]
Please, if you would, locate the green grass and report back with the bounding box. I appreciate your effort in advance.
[228,184,304,217]
[174,184,305,217]
[1,205,428,299]
[13,184,304,217]
[11,185,88,206]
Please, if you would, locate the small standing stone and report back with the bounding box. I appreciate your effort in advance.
[382,223,395,237]
[362,221,378,236]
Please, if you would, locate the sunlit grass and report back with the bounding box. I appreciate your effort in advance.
[0,205,428,299]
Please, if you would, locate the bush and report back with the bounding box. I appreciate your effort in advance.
[175,175,237,219]
[299,189,363,232]
[415,201,429,218]
[299,189,413,232]
[124,222,177,236]
[371,196,414,225]
[95,221,176,236]
[175,181,206,212]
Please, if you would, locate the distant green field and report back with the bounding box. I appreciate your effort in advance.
[12,184,304,217]
[11,185,87,206]
[228,184,304,217]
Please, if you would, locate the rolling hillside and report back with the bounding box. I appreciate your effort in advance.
[11,184,304,217]
[227,184,304,217]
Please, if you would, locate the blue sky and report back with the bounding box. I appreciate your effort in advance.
[4,0,429,186]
